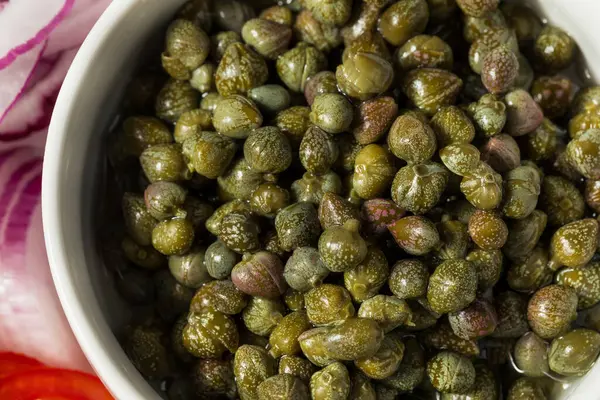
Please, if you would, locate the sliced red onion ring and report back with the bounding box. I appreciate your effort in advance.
[0,0,74,69]
[0,48,77,141]
[0,41,47,125]
[0,147,91,372]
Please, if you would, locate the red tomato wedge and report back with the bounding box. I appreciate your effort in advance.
[0,368,114,400]
[0,353,44,379]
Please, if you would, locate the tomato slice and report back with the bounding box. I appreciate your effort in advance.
[0,369,114,400]
[0,353,44,379]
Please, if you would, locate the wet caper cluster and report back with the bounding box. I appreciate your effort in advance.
[103,0,600,399]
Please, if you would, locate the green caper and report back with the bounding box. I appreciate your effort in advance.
[391,162,449,215]
[309,93,354,135]
[427,259,477,314]
[378,0,430,46]
[121,236,166,269]
[168,246,211,288]
[534,25,576,73]
[242,296,286,336]
[284,247,330,292]
[275,202,322,252]
[294,10,342,53]
[422,321,480,357]
[275,106,311,148]
[566,129,600,179]
[190,63,216,94]
[213,95,263,139]
[284,288,306,311]
[504,210,548,262]
[466,248,503,291]
[279,355,317,384]
[215,42,268,96]
[217,158,265,201]
[555,262,600,310]
[144,181,187,221]
[140,144,192,183]
[299,327,336,367]
[218,211,261,254]
[205,199,251,236]
[309,362,351,400]
[234,345,276,400]
[248,84,291,115]
[388,114,437,164]
[396,34,453,71]
[204,240,240,279]
[466,93,507,137]
[431,106,475,147]
[427,351,476,394]
[355,334,405,379]
[468,210,508,250]
[513,332,550,378]
[527,284,578,339]
[358,295,413,332]
[121,116,173,157]
[242,18,292,59]
[460,161,503,210]
[440,144,480,177]
[507,247,553,294]
[155,79,199,123]
[548,218,599,271]
[324,318,384,360]
[124,324,171,380]
[336,51,394,101]
[381,337,426,392]
[122,192,158,246]
[492,291,530,339]
[319,219,367,272]
[507,378,546,400]
[402,68,463,116]
[318,192,360,230]
[305,284,355,326]
[249,183,290,218]
[152,217,195,256]
[244,126,292,174]
[353,144,397,200]
[389,259,429,300]
[257,374,309,400]
[440,364,498,400]
[291,171,343,205]
[388,215,440,256]
[163,19,210,79]
[571,112,600,139]
[269,310,312,358]
[211,31,242,62]
[343,247,389,303]
[183,310,239,358]
[299,126,339,175]
[548,329,600,376]
[277,43,327,93]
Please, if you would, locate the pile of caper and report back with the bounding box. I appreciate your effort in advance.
[103,0,600,398]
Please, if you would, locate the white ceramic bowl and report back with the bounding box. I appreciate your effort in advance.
[42,1,600,399]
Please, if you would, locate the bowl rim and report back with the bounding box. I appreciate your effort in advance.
[41,1,163,399]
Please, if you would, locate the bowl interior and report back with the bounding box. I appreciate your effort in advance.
[43,0,600,399]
